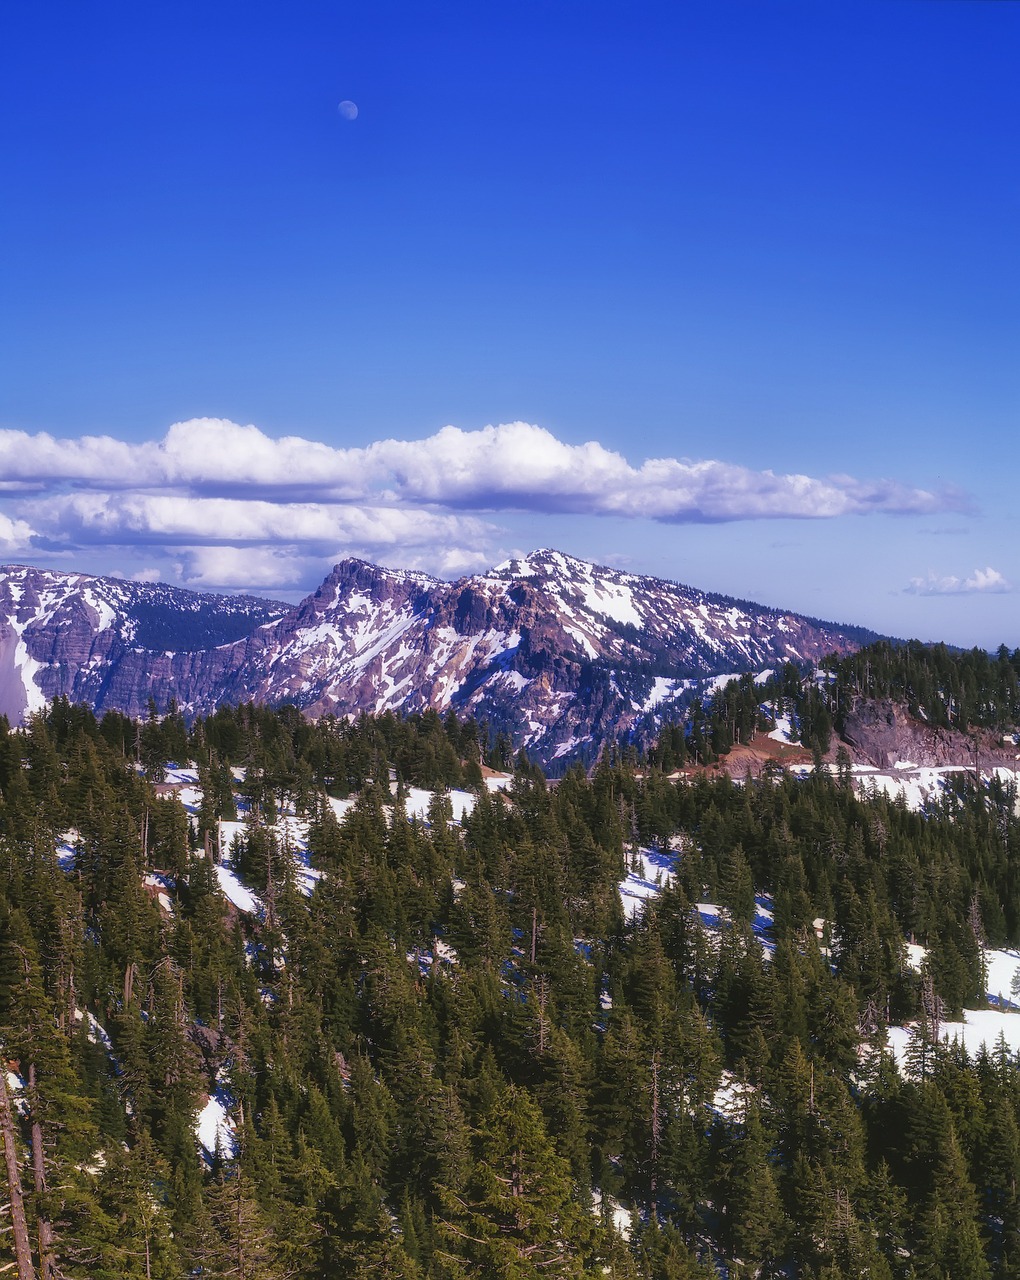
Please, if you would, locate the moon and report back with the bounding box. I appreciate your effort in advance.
[337,100,359,121]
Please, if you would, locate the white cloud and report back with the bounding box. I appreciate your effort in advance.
[16,489,501,590]
[402,545,496,578]
[175,543,497,592]
[20,491,494,552]
[177,546,317,590]
[0,417,971,593]
[0,512,36,553]
[0,419,965,521]
[0,430,163,487]
[905,566,1011,596]
[375,424,961,520]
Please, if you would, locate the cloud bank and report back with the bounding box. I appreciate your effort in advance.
[905,567,1011,596]
[0,418,968,590]
[0,419,963,519]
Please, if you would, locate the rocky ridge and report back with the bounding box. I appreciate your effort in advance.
[0,566,289,723]
[0,551,880,765]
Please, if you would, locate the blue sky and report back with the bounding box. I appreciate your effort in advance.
[1,0,1017,646]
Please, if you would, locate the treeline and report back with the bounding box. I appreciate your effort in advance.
[71,695,518,798]
[646,639,1020,770]
[0,700,1017,1275]
[822,640,1020,732]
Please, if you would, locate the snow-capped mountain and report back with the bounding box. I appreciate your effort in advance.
[0,565,289,722]
[0,552,879,764]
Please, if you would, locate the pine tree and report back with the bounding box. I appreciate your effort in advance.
[715,1100,786,1277]
[433,1085,598,1279]
[82,1134,183,1279]
[196,1162,290,1280]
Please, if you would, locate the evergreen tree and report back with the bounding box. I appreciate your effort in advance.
[434,1086,599,1278]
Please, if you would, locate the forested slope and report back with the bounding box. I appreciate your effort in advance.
[644,639,1020,770]
[0,696,1018,1277]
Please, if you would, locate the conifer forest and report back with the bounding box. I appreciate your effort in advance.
[2,640,1020,1278]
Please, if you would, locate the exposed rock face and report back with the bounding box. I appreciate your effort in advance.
[0,566,289,722]
[841,697,1016,770]
[0,551,879,766]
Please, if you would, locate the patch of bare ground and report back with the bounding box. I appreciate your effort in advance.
[666,732,815,781]
[717,733,815,778]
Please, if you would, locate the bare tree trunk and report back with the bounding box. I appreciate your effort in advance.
[28,1066,56,1280]
[65,963,75,1040]
[0,1067,37,1280]
[649,1049,661,1223]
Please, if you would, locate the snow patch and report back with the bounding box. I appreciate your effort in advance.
[197,1086,237,1161]
[887,1008,1020,1068]
[591,1189,634,1241]
[768,715,795,744]
[619,848,676,921]
[215,865,259,914]
[712,1071,757,1120]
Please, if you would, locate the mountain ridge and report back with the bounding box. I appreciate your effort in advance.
[0,552,885,764]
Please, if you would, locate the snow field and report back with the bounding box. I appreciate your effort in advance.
[712,1071,758,1121]
[985,947,1020,1006]
[878,945,1020,1070]
[143,873,174,913]
[326,795,357,821]
[403,786,478,823]
[618,847,777,966]
[768,714,795,744]
[56,829,79,868]
[162,765,199,787]
[407,938,459,978]
[696,897,776,958]
[214,864,260,914]
[783,760,1020,816]
[589,1188,635,1241]
[886,1008,1020,1069]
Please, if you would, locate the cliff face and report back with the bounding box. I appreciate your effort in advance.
[0,565,288,721]
[0,553,878,765]
[840,697,1016,770]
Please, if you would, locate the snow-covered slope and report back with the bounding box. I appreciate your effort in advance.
[0,552,878,765]
[0,565,288,723]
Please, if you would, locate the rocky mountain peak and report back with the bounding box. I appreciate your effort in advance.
[297,557,438,621]
[0,553,882,767]
[488,548,609,583]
